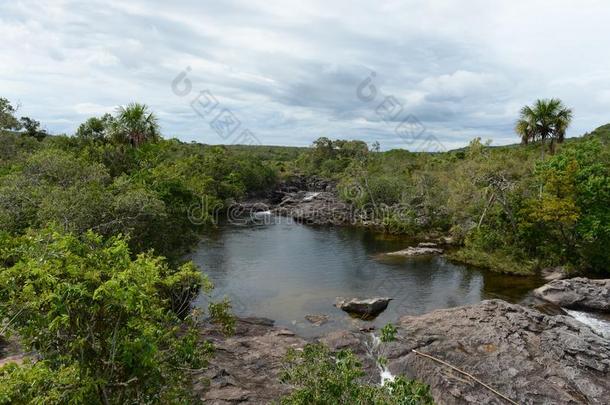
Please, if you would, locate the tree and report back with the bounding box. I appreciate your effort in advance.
[0,98,21,131]
[0,226,233,404]
[110,103,160,147]
[19,116,48,141]
[75,113,114,141]
[515,98,573,158]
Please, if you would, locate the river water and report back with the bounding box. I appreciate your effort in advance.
[190,218,545,336]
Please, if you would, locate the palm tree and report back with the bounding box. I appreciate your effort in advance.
[515,98,573,158]
[111,103,160,147]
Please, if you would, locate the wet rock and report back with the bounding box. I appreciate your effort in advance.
[0,354,25,368]
[534,277,610,312]
[305,314,330,326]
[335,297,391,319]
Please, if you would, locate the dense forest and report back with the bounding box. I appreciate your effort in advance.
[299,125,610,276]
[1,96,609,403]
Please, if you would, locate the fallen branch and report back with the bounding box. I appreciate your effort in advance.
[411,349,519,405]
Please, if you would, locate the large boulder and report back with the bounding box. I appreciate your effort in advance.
[335,297,391,319]
[534,277,610,312]
[382,300,610,404]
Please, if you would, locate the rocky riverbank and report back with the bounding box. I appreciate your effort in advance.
[534,277,610,312]
[196,298,610,404]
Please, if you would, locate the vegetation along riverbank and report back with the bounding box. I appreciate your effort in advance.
[1,96,609,403]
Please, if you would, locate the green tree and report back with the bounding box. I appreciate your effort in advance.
[110,103,160,147]
[75,113,114,142]
[0,226,233,404]
[19,116,48,141]
[515,98,573,157]
[0,98,21,131]
[522,139,610,271]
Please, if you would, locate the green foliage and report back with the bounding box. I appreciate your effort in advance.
[110,103,160,147]
[0,129,281,259]
[515,98,572,150]
[75,113,115,142]
[299,127,610,275]
[380,323,398,343]
[279,344,434,405]
[0,226,232,404]
[0,98,21,131]
[0,361,96,404]
[300,137,369,177]
[521,139,610,272]
[19,117,48,141]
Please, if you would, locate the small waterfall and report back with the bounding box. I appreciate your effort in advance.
[564,309,610,339]
[365,333,396,386]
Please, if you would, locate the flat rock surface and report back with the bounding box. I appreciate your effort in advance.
[384,300,610,404]
[534,277,610,312]
[196,301,610,404]
[385,246,444,256]
[195,317,307,404]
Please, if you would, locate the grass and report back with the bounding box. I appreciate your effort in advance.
[447,247,537,275]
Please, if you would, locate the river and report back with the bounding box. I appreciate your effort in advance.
[190,217,544,336]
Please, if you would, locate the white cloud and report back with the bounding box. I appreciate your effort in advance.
[1,0,610,150]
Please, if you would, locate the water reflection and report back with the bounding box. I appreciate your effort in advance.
[190,220,543,336]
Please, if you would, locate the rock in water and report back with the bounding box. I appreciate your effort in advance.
[534,277,610,312]
[305,314,330,326]
[335,297,391,319]
[385,245,443,257]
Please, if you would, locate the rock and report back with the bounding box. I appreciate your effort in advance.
[385,246,443,257]
[417,242,438,248]
[305,314,330,326]
[335,297,391,319]
[274,191,353,226]
[382,300,610,404]
[318,330,362,352]
[534,277,610,312]
[541,266,567,281]
[196,301,610,404]
[196,318,307,404]
[0,354,25,368]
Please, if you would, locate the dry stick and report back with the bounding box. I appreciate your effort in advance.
[411,349,519,405]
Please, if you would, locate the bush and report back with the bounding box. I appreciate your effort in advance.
[279,344,434,405]
[0,226,233,404]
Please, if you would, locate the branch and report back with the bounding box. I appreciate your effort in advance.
[411,349,518,405]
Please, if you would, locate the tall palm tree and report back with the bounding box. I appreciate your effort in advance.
[515,98,573,158]
[111,103,160,147]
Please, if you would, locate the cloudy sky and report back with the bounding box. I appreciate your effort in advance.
[2,0,610,150]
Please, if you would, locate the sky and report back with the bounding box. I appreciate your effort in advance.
[2,0,610,150]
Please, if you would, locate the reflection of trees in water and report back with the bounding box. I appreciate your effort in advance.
[481,271,544,302]
[190,223,542,326]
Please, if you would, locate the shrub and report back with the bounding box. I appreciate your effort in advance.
[0,226,233,404]
[279,344,434,405]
